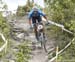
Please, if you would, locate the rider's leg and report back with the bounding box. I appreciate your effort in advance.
[32,18,39,40]
[34,24,39,40]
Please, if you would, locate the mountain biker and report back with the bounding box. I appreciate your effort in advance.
[28,6,48,41]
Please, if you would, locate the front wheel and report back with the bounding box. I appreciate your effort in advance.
[39,32,46,49]
[43,39,54,53]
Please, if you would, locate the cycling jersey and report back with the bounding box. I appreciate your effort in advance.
[28,9,46,19]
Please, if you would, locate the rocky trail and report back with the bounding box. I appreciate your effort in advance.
[1,16,55,62]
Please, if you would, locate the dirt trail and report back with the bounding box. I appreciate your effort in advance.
[14,20,48,62]
[5,16,55,62]
[15,16,55,62]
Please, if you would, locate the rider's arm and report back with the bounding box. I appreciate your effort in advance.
[28,10,33,25]
[39,10,47,20]
[39,10,50,25]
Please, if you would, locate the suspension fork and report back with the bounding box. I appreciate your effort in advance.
[33,24,38,38]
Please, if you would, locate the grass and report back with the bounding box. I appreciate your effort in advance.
[46,25,74,61]
[0,36,4,47]
[57,40,75,62]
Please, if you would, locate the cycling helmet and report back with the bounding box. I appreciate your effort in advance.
[32,6,38,11]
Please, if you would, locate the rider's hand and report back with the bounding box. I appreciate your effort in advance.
[45,21,50,26]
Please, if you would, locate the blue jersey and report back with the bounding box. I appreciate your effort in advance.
[28,9,45,19]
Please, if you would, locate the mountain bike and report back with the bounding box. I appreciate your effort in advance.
[35,22,51,53]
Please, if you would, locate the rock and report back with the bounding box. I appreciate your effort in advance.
[9,59,15,62]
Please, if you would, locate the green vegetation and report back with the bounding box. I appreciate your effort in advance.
[0,12,10,37]
[16,0,33,16]
[0,0,10,59]
[15,41,31,62]
[0,0,9,47]
[16,0,42,17]
[58,40,75,62]
[45,0,75,61]
[0,36,4,47]
[0,1,31,62]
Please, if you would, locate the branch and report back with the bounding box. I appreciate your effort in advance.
[0,33,7,52]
